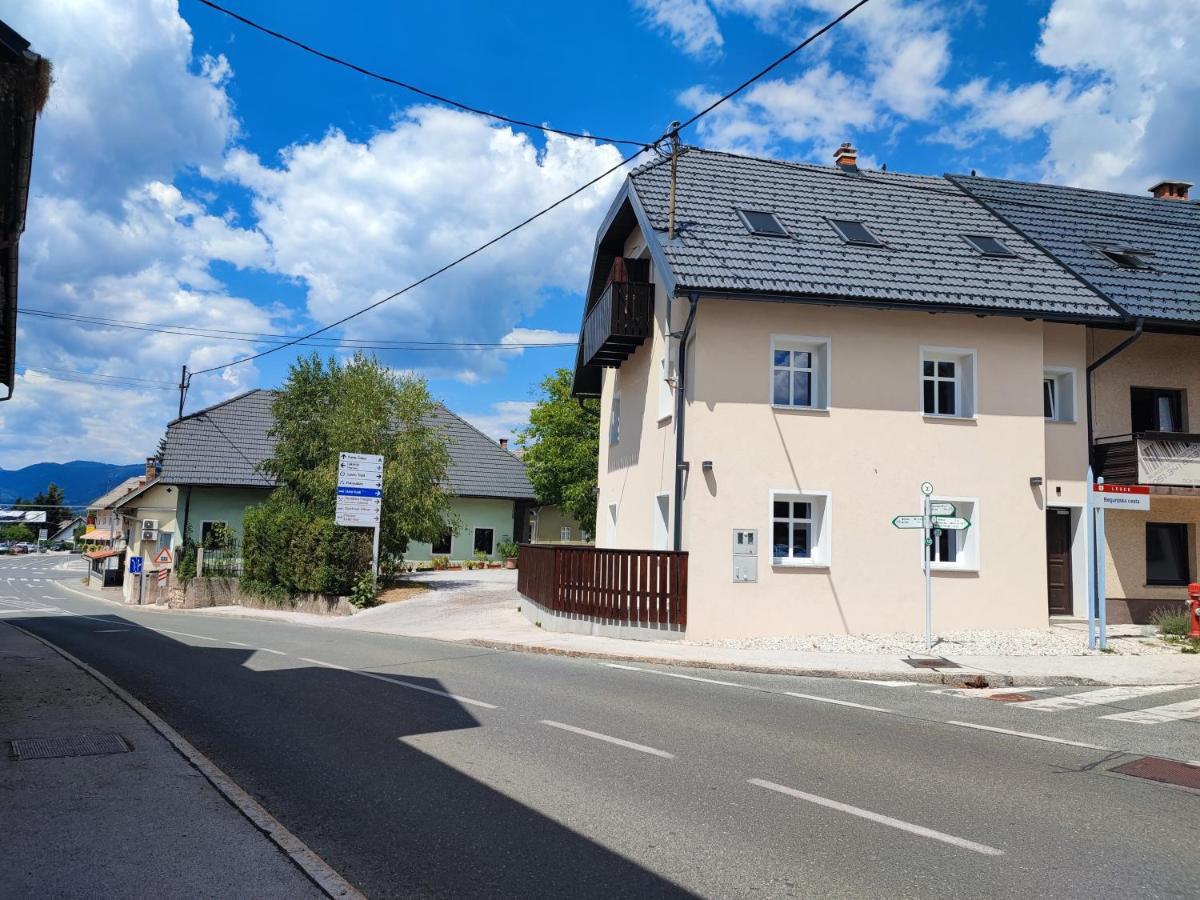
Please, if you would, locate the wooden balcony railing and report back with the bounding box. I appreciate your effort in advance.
[1094,432,1200,488]
[517,544,688,627]
[580,280,654,370]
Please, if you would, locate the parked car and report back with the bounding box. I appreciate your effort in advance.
[0,542,9,554]
[10,543,29,554]
[50,541,66,551]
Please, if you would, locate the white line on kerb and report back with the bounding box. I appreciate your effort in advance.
[784,692,891,713]
[857,680,917,687]
[748,778,1004,856]
[298,657,498,709]
[541,720,675,759]
[605,662,750,689]
[946,721,1114,752]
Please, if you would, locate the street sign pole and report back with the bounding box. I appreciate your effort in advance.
[1096,476,1107,650]
[371,522,381,580]
[923,491,932,651]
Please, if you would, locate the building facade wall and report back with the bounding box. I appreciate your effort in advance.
[530,505,587,543]
[405,497,517,561]
[180,486,273,543]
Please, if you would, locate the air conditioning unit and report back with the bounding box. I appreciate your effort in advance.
[141,519,159,532]
[141,529,158,542]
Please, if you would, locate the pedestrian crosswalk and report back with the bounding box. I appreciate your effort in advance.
[1100,697,1200,725]
[923,681,1200,728]
[0,596,58,613]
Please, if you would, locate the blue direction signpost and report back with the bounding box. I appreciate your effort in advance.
[336,452,385,575]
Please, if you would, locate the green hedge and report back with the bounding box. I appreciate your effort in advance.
[243,493,372,597]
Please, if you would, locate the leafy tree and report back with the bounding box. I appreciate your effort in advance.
[1,524,35,543]
[260,352,455,560]
[517,368,599,536]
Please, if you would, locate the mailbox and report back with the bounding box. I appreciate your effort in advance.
[732,528,757,582]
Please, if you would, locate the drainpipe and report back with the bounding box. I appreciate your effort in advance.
[672,293,700,551]
[1086,318,1144,461]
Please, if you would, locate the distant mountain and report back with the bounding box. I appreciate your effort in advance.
[0,461,145,507]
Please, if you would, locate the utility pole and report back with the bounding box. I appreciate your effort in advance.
[666,121,681,241]
[177,365,188,419]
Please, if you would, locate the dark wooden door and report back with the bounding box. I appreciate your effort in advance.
[1046,508,1073,615]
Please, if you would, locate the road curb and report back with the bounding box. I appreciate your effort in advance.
[459,638,1123,687]
[8,622,365,900]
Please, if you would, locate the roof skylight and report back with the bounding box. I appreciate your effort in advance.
[829,219,884,247]
[964,235,1017,257]
[738,209,788,236]
[1098,246,1154,270]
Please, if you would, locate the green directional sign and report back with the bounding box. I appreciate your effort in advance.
[929,502,956,516]
[932,516,970,531]
[892,515,925,529]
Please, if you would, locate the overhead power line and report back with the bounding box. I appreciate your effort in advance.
[19,309,577,350]
[183,0,871,404]
[189,0,649,148]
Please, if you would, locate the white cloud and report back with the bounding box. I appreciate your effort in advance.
[461,400,537,444]
[634,0,725,55]
[947,0,1200,191]
[223,108,624,377]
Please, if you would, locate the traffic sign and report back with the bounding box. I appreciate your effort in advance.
[929,502,956,516]
[892,515,925,529]
[1093,483,1150,510]
[920,481,934,496]
[130,556,143,575]
[157,567,169,585]
[931,516,970,530]
[154,548,172,565]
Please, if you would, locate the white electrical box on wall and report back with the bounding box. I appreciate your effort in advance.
[732,528,757,582]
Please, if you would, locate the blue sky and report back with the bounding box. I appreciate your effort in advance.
[2,0,1198,467]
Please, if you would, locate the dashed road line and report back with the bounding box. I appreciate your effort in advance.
[946,721,1114,751]
[784,692,891,713]
[748,778,1004,856]
[541,720,675,759]
[299,656,498,709]
[605,662,751,689]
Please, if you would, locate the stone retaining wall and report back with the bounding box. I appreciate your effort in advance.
[170,576,354,616]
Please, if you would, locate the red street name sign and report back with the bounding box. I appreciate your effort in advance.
[1094,484,1150,494]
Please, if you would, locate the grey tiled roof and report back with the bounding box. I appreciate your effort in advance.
[87,476,149,511]
[159,388,534,500]
[628,148,1119,319]
[951,175,1200,323]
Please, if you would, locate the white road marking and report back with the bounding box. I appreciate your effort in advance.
[930,687,1052,699]
[946,721,1113,751]
[749,778,1004,856]
[1021,685,1187,712]
[156,628,221,642]
[1100,698,1200,725]
[605,662,750,689]
[94,629,131,633]
[225,640,251,647]
[298,657,498,709]
[784,692,891,713]
[541,720,675,759]
[257,648,287,656]
[857,680,917,687]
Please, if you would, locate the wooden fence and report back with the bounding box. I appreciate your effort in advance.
[517,544,688,628]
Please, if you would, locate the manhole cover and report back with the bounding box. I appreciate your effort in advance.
[902,657,961,669]
[9,733,131,761]
[1111,757,1200,791]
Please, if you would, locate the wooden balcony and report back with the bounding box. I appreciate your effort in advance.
[581,279,654,370]
[1093,432,1200,489]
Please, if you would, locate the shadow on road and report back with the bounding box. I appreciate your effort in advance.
[12,610,694,899]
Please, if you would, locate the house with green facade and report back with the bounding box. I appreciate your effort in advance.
[157,388,551,561]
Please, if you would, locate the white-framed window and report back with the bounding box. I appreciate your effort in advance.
[609,392,621,445]
[769,490,831,567]
[1043,367,1076,422]
[926,496,979,571]
[653,493,670,550]
[606,503,618,546]
[559,526,571,542]
[771,335,831,410]
[921,347,976,418]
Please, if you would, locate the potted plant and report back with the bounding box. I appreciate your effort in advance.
[497,539,520,569]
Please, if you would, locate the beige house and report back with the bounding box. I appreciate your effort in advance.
[565,145,1199,639]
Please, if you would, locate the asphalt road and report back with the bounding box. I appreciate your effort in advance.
[3,554,1198,899]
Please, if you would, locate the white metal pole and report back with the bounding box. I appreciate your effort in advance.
[1096,477,1108,650]
[371,523,381,579]
[1086,466,1097,650]
[924,492,932,651]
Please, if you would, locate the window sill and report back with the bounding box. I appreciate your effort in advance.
[1045,418,1078,425]
[929,563,979,573]
[922,414,976,423]
[656,413,672,425]
[771,404,830,415]
[772,558,829,569]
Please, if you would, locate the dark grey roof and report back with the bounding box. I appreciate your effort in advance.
[159,388,534,500]
[428,404,534,500]
[159,389,278,487]
[626,148,1119,319]
[951,175,1200,324]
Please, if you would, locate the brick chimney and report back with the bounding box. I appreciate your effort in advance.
[145,457,157,480]
[499,438,508,450]
[833,142,858,172]
[1148,180,1191,201]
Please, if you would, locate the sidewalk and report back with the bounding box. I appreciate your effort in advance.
[62,571,1200,687]
[0,621,336,898]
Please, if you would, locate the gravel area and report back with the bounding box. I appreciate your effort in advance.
[688,626,1177,657]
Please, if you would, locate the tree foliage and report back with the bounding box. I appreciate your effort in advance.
[245,353,455,596]
[517,368,599,536]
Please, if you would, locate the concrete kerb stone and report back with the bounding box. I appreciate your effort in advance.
[10,623,364,900]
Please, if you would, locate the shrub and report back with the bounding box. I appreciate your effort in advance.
[431,555,449,570]
[496,539,520,559]
[349,570,378,609]
[1150,607,1190,637]
[176,543,197,583]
